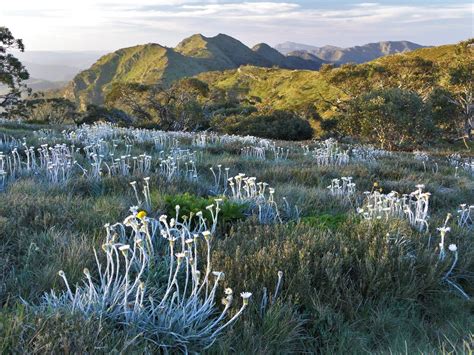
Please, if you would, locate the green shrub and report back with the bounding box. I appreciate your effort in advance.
[164,193,246,227]
[340,88,434,149]
[211,110,313,140]
[299,213,348,230]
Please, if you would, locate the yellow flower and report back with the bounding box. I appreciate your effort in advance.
[137,210,147,220]
[373,182,379,187]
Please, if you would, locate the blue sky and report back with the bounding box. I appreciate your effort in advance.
[2,0,472,51]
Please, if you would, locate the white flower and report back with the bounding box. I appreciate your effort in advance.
[224,287,233,295]
[448,244,457,252]
[123,215,135,227]
[240,292,252,305]
[119,245,130,255]
[437,227,451,234]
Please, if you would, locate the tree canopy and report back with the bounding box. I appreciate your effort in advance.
[0,27,30,118]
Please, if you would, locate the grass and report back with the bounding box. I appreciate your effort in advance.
[0,122,473,353]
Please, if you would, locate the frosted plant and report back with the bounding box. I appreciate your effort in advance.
[227,174,283,224]
[0,134,23,151]
[312,139,349,166]
[405,184,431,232]
[270,146,290,160]
[351,144,391,162]
[62,123,273,151]
[159,148,198,181]
[209,167,299,224]
[0,152,6,190]
[210,165,230,194]
[457,204,473,229]
[241,146,266,160]
[259,270,284,318]
[436,226,450,260]
[35,205,251,351]
[441,243,470,300]
[413,150,429,161]
[327,176,356,198]
[358,185,430,232]
[302,144,310,156]
[449,153,474,177]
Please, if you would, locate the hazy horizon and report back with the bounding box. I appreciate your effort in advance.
[2,1,472,52]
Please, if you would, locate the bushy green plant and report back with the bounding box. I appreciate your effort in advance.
[164,193,246,226]
[341,88,434,149]
[211,109,313,140]
[299,213,348,230]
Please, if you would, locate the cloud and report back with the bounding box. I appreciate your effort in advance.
[2,1,471,50]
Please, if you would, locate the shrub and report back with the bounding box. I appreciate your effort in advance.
[340,88,434,149]
[299,213,348,230]
[211,110,313,140]
[164,193,246,227]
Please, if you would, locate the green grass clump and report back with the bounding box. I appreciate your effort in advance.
[164,192,246,226]
[299,213,349,230]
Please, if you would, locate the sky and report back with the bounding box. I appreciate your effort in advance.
[1,0,473,51]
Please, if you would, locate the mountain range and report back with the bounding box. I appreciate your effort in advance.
[19,34,425,107]
[64,34,328,107]
[274,41,425,64]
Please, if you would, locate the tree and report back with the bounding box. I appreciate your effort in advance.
[381,56,438,98]
[320,63,387,114]
[439,39,473,140]
[78,104,132,125]
[25,96,79,124]
[325,63,387,100]
[341,88,433,149]
[0,27,30,118]
[427,87,461,138]
[105,78,210,131]
[105,82,153,121]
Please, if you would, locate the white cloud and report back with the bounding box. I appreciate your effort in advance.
[1,1,471,50]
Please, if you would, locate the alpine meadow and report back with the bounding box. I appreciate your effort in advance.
[0,1,473,353]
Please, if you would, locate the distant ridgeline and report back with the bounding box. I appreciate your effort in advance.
[274,40,425,65]
[62,34,425,108]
